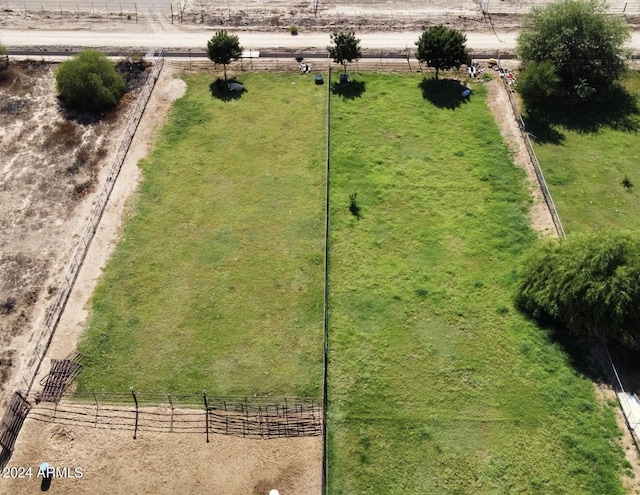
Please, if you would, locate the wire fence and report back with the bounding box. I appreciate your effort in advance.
[496,65,566,238]
[17,52,165,397]
[602,345,640,448]
[480,0,640,14]
[23,391,322,440]
[3,0,482,24]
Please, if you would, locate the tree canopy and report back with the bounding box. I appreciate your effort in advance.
[516,0,630,104]
[55,50,126,112]
[415,25,470,80]
[327,31,362,73]
[515,232,640,349]
[0,43,7,71]
[207,30,243,80]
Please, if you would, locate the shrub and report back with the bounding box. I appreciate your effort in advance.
[290,24,299,35]
[56,50,126,112]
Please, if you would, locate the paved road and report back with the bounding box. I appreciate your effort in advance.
[2,26,640,53]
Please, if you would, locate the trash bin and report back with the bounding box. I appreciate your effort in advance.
[339,72,348,84]
[314,74,324,85]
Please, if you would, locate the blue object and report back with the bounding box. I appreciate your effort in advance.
[461,89,471,98]
[339,73,349,84]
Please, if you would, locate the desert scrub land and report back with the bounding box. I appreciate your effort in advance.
[0,61,135,405]
[76,72,326,397]
[327,73,627,494]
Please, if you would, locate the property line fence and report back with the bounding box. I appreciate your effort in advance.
[480,0,640,15]
[3,0,483,24]
[17,52,165,398]
[602,345,640,448]
[23,391,322,440]
[497,66,566,238]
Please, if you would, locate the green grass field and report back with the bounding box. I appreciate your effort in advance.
[327,73,626,494]
[76,73,326,396]
[74,70,629,493]
[532,70,640,233]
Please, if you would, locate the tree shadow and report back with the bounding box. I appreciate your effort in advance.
[523,113,566,145]
[419,78,470,109]
[517,310,611,384]
[331,79,366,100]
[209,78,247,102]
[524,83,640,144]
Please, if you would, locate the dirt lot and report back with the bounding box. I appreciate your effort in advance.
[4,420,321,495]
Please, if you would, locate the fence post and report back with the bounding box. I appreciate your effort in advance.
[93,392,99,427]
[131,387,139,439]
[168,394,174,432]
[203,389,209,443]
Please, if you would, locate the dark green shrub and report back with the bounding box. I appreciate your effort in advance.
[56,50,126,112]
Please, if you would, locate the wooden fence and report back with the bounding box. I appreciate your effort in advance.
[24,392,322,440]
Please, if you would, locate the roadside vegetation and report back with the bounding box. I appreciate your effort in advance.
[327,72,627,494]
[76,72,326,396]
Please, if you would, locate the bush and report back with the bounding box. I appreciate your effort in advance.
[56,50,126,112]
[290,24,299,35]
[517,0,630,105]
[516,232,640,349]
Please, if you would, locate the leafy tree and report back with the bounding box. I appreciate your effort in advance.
[515,232,640,349]
[517,0,630,104]
[516,61,561,105]
[415,25,470,80]
[327,31,361,73]
[206,30,243,81]
[0,43,7,71]
[56,50,126,112]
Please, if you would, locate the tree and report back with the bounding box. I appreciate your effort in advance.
[0,43,8,71]
[517,0,630,104]
[415,25,470,80]
[206,30,243,81]
[56,50,126,112]
[515,232,640,349]
[327,31,361,73]
[515,61,561,105]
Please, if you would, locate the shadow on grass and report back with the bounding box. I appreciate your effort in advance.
[517,310,611,384]
[524,84,640,144]
[419,78,470,109]
[331,79,366,99]
[209,78,247,101]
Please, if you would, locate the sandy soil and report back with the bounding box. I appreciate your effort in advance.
[3,420,321,495]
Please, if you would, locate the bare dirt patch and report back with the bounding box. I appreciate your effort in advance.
[3,419,321,495]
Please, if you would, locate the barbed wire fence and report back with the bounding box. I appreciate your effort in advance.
[17,52,165,399]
